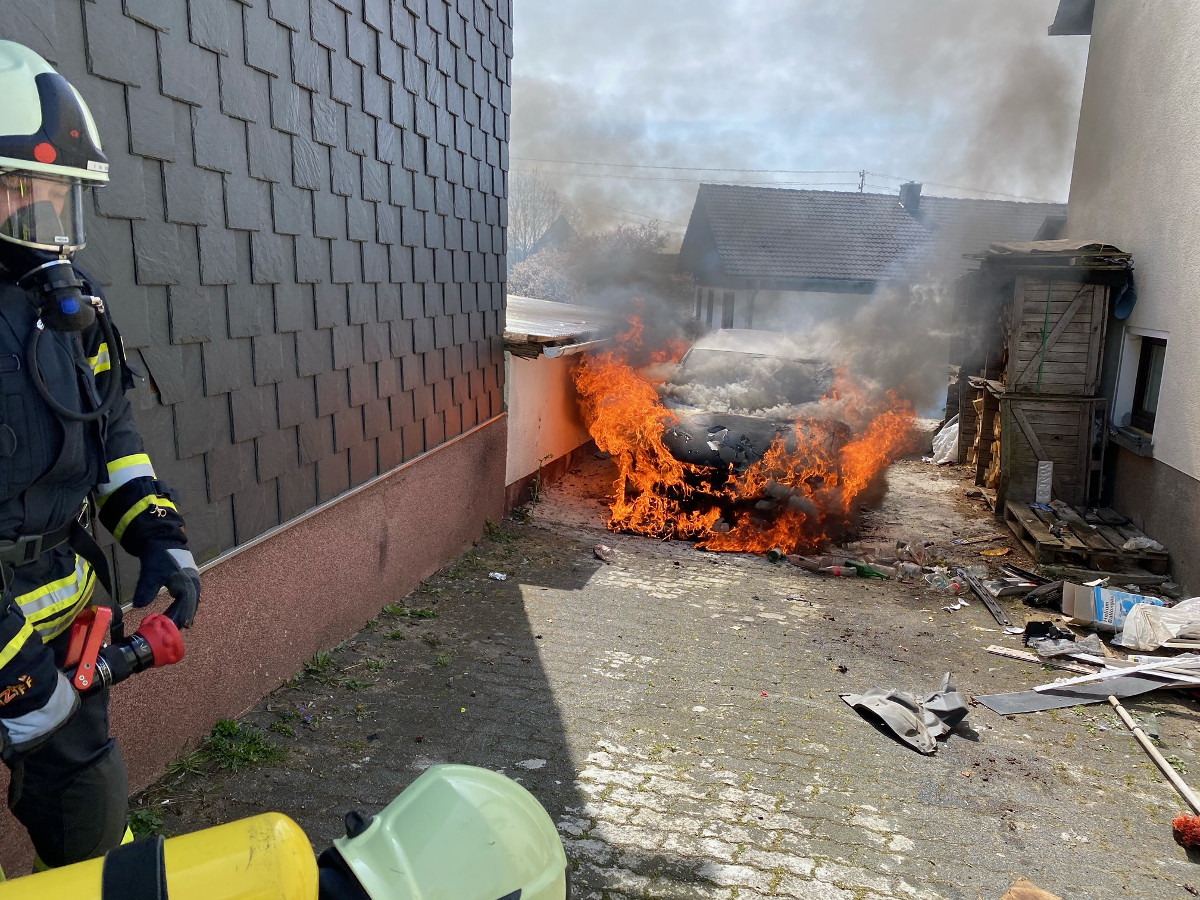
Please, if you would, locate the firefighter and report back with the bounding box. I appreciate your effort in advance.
[0,41,201,869]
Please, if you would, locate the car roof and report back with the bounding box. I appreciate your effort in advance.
[686,329,825,361]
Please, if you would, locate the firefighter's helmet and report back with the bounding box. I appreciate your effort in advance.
[0,41,108,253]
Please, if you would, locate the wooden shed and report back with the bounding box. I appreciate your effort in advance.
[949,240,1131,510]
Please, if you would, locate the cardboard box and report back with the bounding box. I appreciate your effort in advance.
[1062,582,1165,631]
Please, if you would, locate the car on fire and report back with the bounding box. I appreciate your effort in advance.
[658,329,840,470]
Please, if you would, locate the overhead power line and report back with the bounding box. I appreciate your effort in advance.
[511,156,1063,203]
[511,156,859,176]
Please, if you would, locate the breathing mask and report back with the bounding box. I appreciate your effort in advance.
[0,170,96,332]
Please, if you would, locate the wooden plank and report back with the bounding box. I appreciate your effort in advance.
[1029,505,1090,552]
[986,645,1096,675]
[1049,501,1118,553]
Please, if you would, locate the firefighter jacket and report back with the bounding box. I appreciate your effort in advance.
[0,274,191,757]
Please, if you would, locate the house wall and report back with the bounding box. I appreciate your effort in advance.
[691,286,872,332]
[1063,0,1200,589]
[0,0,513,867]
[503,352,591,495]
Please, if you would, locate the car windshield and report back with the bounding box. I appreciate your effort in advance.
[670,349,833,412]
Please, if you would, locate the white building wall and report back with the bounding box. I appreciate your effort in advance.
[1064,1,1200,481]
[691,286,873,333]
[503,353,593,487]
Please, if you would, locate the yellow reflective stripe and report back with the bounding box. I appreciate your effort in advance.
[36,574,95,641]
[98,453,156,502]
[112,495,177,542]
[87,342,111,375]
[17,556,92,622]
[0,618,33,670]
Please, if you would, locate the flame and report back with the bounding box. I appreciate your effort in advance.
[574,317,919,554]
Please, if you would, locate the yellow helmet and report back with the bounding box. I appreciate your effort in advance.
[0,41,108,252]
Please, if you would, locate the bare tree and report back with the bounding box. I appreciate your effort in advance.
[508,170,565,264]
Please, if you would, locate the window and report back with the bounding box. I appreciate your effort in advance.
[705,290,714,326]
[1129,336,1166,433]
[721,291,735,329]
[694,288,702,319]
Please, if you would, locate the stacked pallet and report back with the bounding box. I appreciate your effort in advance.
[985,410,1002,489]
[970,388,1000,484]
[1004,500,1169,575]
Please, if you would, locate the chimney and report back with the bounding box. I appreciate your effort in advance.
[899,181,922,215]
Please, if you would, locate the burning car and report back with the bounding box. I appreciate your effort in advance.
[573,318,918,553]
[658,329,839,469]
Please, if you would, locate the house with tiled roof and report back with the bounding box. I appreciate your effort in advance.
[678,182,1064,330]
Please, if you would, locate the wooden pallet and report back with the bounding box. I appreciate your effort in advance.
[1003,500,1170,575]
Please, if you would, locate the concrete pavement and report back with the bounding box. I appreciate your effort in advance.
[138,458,1200,899]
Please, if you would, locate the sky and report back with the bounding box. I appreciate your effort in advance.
[510,0,1091,242]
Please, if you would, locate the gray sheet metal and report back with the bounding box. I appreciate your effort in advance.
[977,675,1191,716]
[843,673,968,754]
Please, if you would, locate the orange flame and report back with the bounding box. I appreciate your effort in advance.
[574,317,919,554]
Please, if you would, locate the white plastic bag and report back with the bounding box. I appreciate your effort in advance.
[1113,597,1200,650]
[924,415,960,466]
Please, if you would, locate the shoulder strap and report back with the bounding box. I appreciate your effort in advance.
[101,835,168,900]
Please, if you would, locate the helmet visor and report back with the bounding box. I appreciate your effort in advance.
[0,171,86,252]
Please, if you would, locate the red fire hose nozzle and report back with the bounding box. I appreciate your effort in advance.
[68,610,187,692]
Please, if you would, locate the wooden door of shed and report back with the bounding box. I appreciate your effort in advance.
[1005,278,1107,395]
[997,396,1105,508]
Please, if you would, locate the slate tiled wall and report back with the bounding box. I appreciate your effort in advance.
[0,0,511,590]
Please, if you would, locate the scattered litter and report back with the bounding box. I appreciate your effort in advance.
[516,758,548,770]
[1122,535,1166,553]
[842,672,968,755]
[593,544,615,563]
[958,567,1015,627]
[691,706,707,713]
[923,415,960,465]
[487,572,508,581]
[1022,581,1064,610]
[942,599,970,612]
[820,565,858,577]
[1112,597,1200,651]
[978,655,1200,715]
[1021,621,1075,646]
[1063,582,1165,631]
[760,690,769,697]
[985,644,1094,674]
[980,547,1012,557]
[925,568,965,593]
[983,576,1038,598]
[785,555,822,572]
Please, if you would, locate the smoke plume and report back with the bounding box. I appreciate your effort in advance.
[511,0,1088,232]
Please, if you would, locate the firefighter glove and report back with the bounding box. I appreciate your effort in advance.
[132,544,201,629]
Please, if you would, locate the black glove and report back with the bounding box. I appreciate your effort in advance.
[132,543,201,628]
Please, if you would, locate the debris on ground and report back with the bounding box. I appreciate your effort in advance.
[1112,597,1200,651]
[593,544,615,563]
[842,672,968,754]
[999,880,1064,900]
[978,654,1200,714]
[487,572,508,581]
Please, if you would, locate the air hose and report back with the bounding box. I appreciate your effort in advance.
[25,299,123,422]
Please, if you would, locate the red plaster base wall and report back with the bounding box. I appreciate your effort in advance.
[0,415,507,874]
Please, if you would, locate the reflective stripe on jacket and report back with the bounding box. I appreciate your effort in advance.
[0,274,190,732]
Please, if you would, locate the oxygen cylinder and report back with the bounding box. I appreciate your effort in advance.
[0,813,318,900]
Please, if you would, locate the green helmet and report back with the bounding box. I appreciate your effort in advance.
[0,41,108,253]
